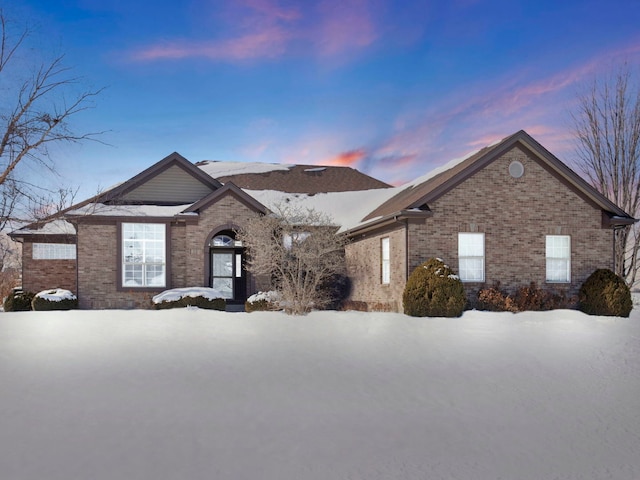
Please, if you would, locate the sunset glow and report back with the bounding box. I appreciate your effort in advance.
[15,0,640,197]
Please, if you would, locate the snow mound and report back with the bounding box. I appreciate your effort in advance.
[35,289,77,302]
[152,287,225,304]
[247,291,281,304]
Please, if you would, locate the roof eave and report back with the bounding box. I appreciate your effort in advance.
[345,209,433,238]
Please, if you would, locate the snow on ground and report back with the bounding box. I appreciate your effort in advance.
[1,308,639,480]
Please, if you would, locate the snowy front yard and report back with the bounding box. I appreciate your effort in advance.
[1,308,639,480]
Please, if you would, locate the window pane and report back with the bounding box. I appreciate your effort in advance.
[213,253,233,276]
[212,278,233,299]
[145,265,166,287]
[122,223,166,288]
[546,235,570,282]
[32,243,76,260]
[381,237,390,284]
[458,233,484,282]
[123,264,143,286]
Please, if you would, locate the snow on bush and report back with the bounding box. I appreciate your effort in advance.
[152,287,226,310]
[245,290,281,312]
[32,289,78,311]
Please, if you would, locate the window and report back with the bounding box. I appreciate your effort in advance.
[122,223,166,288]
[283,232,310,249]
[32,243,76,260]
[546,235,570,283]
[381,237,390,284]
[458,233,484,282]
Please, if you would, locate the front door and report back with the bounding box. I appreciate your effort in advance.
[210,232,246,305]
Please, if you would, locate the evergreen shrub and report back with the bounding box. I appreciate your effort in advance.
[154,296,226,310]
[578,269,632,317]
[403,258,466,317]
[31,289,78,311]
[3,290,34,312]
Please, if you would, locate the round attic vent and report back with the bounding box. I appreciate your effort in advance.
[509,161,524,178]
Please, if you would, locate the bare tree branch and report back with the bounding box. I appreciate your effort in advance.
[236,205,348,315]
[572,64,640,284]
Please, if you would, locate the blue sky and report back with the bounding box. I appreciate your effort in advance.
[13,0,640,198]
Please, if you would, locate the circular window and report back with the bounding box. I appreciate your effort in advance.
[509,161,524,178]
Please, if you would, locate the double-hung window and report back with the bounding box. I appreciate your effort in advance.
[122,223,166,288]
[381,237,390,284]
[458,233,484,282]
[546,235,570,283]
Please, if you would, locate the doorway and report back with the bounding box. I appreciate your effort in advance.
[209,231,246,305]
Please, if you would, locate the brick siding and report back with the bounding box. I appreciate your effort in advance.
[21,242,77,295]
[75,191,267,309]
[347,146,614,311]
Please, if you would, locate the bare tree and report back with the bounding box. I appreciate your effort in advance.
[0,9,103,219]
[572,64,640,285]
[236,205,348,315]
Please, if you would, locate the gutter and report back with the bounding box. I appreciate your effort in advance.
[345,209,432,238]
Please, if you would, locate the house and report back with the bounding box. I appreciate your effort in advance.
[10,130,635,311]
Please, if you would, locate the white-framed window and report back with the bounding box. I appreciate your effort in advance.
[458,233,484,282]
[122,223,166,288]
[546,235,570,283]
[381,237,390,284]
[32,243,76,260]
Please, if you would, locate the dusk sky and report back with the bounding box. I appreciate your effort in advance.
[14,0,640,198]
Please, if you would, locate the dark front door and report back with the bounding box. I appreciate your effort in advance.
[210,233,246,305]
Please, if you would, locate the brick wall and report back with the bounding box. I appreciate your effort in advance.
[345,224,407,312]
[21,242,77,294]
[75,192,266,309]
[347,145,614,311]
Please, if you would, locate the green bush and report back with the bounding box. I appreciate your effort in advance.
[578,269,632,317]
[403,258,466,317]
[3,290,34,312]
[154,295,226,310]
[31,290,78,311]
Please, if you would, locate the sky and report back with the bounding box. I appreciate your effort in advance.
[10,0,640,199]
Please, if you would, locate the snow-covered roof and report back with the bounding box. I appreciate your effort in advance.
[246,187,403,233]
[196,161,293,178]
[13,219,76,236]
[67,203,195,217]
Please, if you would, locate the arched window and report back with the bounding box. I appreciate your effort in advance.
[211,234,234,247]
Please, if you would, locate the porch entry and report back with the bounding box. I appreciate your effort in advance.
[209,231,246,305]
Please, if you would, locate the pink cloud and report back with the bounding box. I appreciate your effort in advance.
[129,0,381,63]
[323,148,367,166]
[132,27,290,61]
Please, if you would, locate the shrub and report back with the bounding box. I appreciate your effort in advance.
[245,291,281,312]
[477,283,518,312]
[578,269,632,317]
[403,258,466,317]
[320,274,351,310]
[3,289,34,312]
[32,289,78,311]
[340,300,368,312]
[478,282,575,312]
[152,287,226,310]
[154,295,225,310]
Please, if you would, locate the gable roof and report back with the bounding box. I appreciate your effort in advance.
[100,152,222,205]
[362,130,635,225]
[184,182,268,214]
[196,161,390,193]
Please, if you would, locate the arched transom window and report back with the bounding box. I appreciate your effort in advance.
[211,234,234,247]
